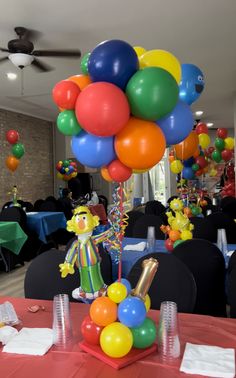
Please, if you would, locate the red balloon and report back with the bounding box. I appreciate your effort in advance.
[81,315,103,345]
[165,238,174,252]
[195,169,204,176]
[108,159,132,182]
[195,156,208,168]
[216,128,228,139]
[52,80,81,109]
[75,82,130,137]
[195,123,208,135]
[208,146,215,154]
[221,149,233,162]
[6,130,19,144]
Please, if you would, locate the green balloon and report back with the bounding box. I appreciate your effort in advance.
[57,110,82,136]
[126,67,179,121]
[173,239,184,248]
[81,53,90,75]
[215,137,225,151]
[131,317,156,349]
[191,206,200,216]
[192,163,199,172]
[12,143,25,159]
[63,160,70,167]
[212,149,222,163]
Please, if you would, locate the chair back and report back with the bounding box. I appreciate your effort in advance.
[34,199,44,211]
[145,200,166,216]
[207,212,236,243]
[132,214,165,239]
[0,207,27,231]
[191,216,216,242]
[24,249,80,301]
[128,252,197,313]
[124,210,144,237]
[228,251,236,318]
[173,239,227,316]
[22,201,34,212]
[39,200,58,212]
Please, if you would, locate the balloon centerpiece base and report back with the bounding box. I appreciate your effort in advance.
[79,340,157,370]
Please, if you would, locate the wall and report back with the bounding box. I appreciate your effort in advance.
[0,109,54,206]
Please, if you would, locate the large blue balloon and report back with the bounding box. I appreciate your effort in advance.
[71,131,116,168]
[157,100,194,145]
[118,296,146,328]
[179,64,205,105]
[182,166,195,180]
[88,39,139,90]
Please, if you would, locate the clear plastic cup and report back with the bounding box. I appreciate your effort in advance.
[147,226,156,253]
[52,294,73,349]
[157,301,180,364]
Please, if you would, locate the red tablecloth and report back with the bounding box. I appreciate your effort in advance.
[1,296,236,378]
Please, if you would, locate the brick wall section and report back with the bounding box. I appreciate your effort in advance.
[0,109,54,206]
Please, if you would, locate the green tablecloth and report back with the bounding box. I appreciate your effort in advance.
[0,221,28,255]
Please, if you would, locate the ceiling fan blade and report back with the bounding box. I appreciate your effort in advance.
[33,49,81,58]
[0,56,9,63]
[0,47,9,52]
[31,58,54,72]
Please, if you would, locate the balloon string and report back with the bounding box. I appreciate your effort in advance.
[118,182,123,282]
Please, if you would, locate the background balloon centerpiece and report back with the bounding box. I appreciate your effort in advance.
[56,159,78,181]
[5,129,25,172]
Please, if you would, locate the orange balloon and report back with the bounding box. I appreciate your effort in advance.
[184,207,192,217]
[193,147,200,158]
[174,131,199,160]
[115,117,166,169]
[90,297,117,327]
[169,230,181,242]
[67,74,91,90]
[6,155,19,172]
[101,166,113,182]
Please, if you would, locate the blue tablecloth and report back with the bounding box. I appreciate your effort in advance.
[117,237,236,279]
[26,212,67,243]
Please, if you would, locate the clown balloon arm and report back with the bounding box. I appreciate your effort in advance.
[59,262,75,278]
[92,227,114,245]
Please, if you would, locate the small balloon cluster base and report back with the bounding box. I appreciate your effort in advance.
[79,341,157,370]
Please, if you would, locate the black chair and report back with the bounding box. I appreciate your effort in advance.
[145,200,166,216]
[65,237,113,286]
[173,239,227,317]
[132,214,165,240]
[45,196,57,203]
[1,201,13,210]
[22,201,34,212]
[34,199,44,211]
[128,252,197,313]
[190,216,216,242]
[39,200,59,212]
[220,196,236,220]
[24,249,80,302]
[207,212,236,243]
[57,197,74,220]
[124,210,144,237]
[227,251,236,318]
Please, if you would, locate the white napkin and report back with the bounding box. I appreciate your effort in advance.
[2,327,53,356]
[123,241,146,251]
[0,326,18,345]
[180,342,235,378]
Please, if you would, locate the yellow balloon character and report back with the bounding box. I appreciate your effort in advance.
[170,160,183,174]
[139,49,181,83]
[181,230,193,240]
[198,133,211,149]
[224,137,235,150]
[133,46,146,57]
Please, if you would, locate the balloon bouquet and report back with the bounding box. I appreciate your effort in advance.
[56,159,78,181]
[5,130,25,172]
[52,39,206,367]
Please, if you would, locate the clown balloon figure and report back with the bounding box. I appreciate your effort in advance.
[59,206,113,302]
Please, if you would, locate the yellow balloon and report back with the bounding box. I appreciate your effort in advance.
[224,137,235,150]
[56,172,64,180]
[144,294,151,311]
[181,230,193,240]
[198,133,211,149]
[170,160,183,174]
[133,168,149,173]
[209,168,217,177]
[139,49,182,83]
[107,282,127,304]
[100,322,133,358]
[133,46,146,58]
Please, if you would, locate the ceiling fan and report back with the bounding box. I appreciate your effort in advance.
[0,26,81,72]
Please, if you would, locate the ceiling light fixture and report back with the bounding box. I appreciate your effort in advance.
[206,122,214,127]
[195,110,204,117]
[8,53,34,69]
[7,72,17,80]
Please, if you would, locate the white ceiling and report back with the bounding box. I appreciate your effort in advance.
[0,0,235,129]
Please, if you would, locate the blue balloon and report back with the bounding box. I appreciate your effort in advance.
[182,166,195,180]
[118,296,146,327]
[116,278,132,294]
[157,100,194,145]
[179,64,205,105]
[183,157,195,167]
[88,40,139,90]
[71,131,116,168]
